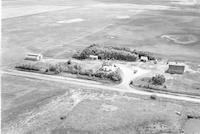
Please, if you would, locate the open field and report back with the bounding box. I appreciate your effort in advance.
[2,74,200,134]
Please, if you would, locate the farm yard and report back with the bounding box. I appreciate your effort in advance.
[1,0,200,134]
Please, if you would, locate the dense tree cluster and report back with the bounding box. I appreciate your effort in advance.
[73,44,138,61]
[73,44,157,61]
[95,69,121,81]
[151,74,166,85]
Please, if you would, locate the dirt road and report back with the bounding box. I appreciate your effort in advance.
[115,64,149,89]
[2,69,200,104]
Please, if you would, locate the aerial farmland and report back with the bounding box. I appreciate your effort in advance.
[1,0,200,134]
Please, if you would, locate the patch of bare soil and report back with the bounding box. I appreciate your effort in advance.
[136,119,176,134]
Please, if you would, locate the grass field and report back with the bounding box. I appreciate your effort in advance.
[2,74,200,134]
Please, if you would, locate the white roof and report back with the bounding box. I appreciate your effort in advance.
[102,66,117,71]
[169,62,185,66]
[141,56,148,60]
[89,55,98,57]
[27,53,42,56]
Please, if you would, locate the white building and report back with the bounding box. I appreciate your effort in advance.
[89,55,98,60]
[140,56,148,62]
[24,53,43,61]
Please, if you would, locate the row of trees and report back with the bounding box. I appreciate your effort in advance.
[15,63,40,71]
[15,60,121,82]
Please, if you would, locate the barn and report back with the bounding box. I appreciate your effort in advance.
[166,62,185,74]
[24,53,43,61]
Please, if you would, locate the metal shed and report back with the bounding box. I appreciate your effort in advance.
[24,53,43,61]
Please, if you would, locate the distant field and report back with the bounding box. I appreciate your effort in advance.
[2,0,200,67]
[97,0,200,5]
[2,6,75,19]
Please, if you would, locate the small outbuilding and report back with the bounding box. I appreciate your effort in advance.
[101,63,118,72]
[24,53,43,61]
[166,62,185,74]
[89,55,98,60]
[140,56,148,62]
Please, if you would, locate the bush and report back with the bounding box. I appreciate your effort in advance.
[130,81,133,85]
[94,69,121,82]
[49,65,57,72]
[151,74,165,85]
[109,71,121,81]
[150,94,157,100]
[67,59,72,65]
[84,69,93,76]
[49,65,61,74]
